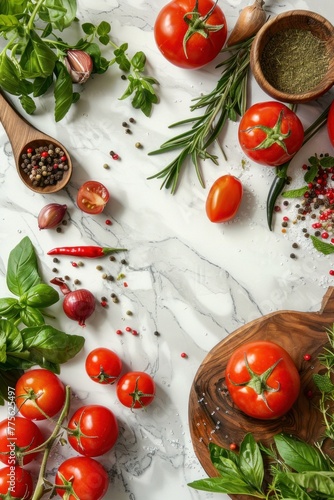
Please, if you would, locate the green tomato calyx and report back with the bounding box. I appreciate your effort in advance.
[229,354,282,411]
[241,110,292,154]
[183,0,225,59]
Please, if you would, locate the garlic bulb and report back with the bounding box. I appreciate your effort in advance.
[226,0,267,47]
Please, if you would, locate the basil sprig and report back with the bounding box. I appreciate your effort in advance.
[0,1,159,120]
[0,237,84,405]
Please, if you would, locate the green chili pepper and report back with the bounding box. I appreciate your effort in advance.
[266,103,332,230]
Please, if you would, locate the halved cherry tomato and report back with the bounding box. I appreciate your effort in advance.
[77,181,110,214]
[154,0,227,69]
[15,368,66,420]
[67,405,119,457]
[206,174,243,223]
[238,101,304,166]
[85,347,122,384]
[327,99,334,148]
[225,341,300,420]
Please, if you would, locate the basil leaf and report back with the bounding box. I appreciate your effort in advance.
[0,319,24,363]
[311,235,334,255]
[56,0,77,28]
[21,324,85,368]
[313,373,334,393]
[274,433,330,472]
[210,442,239,470]
[282,186,308,198]
[188,476,261,495]
[239,433,264,490]
[19,93,36,115]
[131,51,146,72]
[0,52,24,96]
[33,74,53,97]
[6,236,41,297]
[276,472,313,500]
[0,298,20,319]
[24,284,59,308]
[0,0,27,15]
[0,14,19,33]
[53,60,73,121]
[20,30,57,78]
[20,306,45,327]
[279,471,334,496]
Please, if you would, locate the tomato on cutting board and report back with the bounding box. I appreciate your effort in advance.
[154,0,227,69]
[225,341,300,420]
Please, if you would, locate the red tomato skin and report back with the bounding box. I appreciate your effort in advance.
[327,99,334,147]
[55,456,109,500]
[238,102,304,166]
[116,371,156,409]
[77,180,110,214]
[225,341,300,420]
[154,0,227,69]
[0,465,33,499]
[68,405,119,457]
[0,416,44,465]
[85,348,122,385]
[206,175,243,223]
[15,368,66,420]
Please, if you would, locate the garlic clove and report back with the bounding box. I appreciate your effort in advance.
[38,203,67,230]
[226,0,267,47]
[64,50,93,84]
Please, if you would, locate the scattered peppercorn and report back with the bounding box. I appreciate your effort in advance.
[121,259,127,265]
[100,300,108,307]
[125,326,132,332]
[290,253,296,259]
[52,268,58,273]
[103,163,109,169]
[96,265,103,271]
[74,279,80,285]
[116,329,123,335]
[64,275,70,280]
[126,310,133,316]
[135,142,143,149]
[105,219,112,225]
[129,117,135,123]
[53,257,60,263]
[180,352,188,358]
[56,227,62,233]
[132,330,138,336]
[71,262,78,267]
[109,256,116,261]
[154,331,160,336]
[303,353,311,361]
[122,122,128,127]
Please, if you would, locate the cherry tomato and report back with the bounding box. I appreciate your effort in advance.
[0,465,33,500]
[77,181,110,214]
[238,101,304,166]
[85,347,122,385]
[327,99,334,147]
[206,174,243,223]
[55,456,109,500]
[225,341,300,420]
[154,0,227,69]
[67,405,119,457]
[0,416,44,465]
[116,371,156,409]
[15,368,66,420]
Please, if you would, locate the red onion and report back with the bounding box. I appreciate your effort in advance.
[50,278,95,327]
[38,203,67,230]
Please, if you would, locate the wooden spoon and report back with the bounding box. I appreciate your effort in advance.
[0,92,73,194]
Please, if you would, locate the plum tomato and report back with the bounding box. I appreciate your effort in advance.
[0,465,33,499]
[206,174,243,223]
[85,347,122,385]
[0,416,44,465]
[77,180,110,214]
[55,456,109,500]
[67,405,119,457]
[327,99,334,148]
[116,371,156,409]
[154,0,227,69]
[15,368,66,420]
[225,341,300,420]
[238,101,304,166]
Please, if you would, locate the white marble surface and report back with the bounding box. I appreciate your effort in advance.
[0,0,334,499]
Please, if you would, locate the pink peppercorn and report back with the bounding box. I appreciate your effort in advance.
[303,354,311,361]
[180,352,188,358]
[41,151,49,158]
[321,231,329,239]
[329,270,334,276]
[132,330,138,336]
[116,329,123,335]
[105,219,112,225]
[100,300,108,307]
[125,326,132,332]
[282,216,289,222]
[71,261,78,267]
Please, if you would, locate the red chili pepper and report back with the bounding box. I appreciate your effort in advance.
[47,246,127,258]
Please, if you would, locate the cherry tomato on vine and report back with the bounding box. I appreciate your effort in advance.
[116,371,156,409]
[77,180,110,215]
[85,347,122,385]
[15,368,66,420]
[238,101,304,166]
[154,0,227,69]
[225,341,300,420]
[0,465,33,500]
[327,99,334,148]
[206,174,243,223]
[67,405,119,457]
[55,456,109,500]
[0,416,44,465]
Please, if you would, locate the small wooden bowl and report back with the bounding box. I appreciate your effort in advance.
[250,10,334,103]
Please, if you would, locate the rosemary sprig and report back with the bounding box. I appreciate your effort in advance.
[148,37,254,194]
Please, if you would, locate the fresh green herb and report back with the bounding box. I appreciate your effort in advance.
[310,235,334,255]
[148,37,253,193]
[189,325,334,499]
[283,154,334,198]
[0,1,159,120]
[0,237,84,405]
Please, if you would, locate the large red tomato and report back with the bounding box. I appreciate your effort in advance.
[154,0,227,69]
[327,99,334,147]
[238,101,304,166]
[206,174,243,223]
[55,456,109,500]
[15,368,66,420]
[225,341,300,420]
[67,405,119,457]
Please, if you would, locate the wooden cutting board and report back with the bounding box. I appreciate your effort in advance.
[189,286,334,497]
